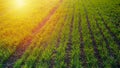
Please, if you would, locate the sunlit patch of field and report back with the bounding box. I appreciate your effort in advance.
[0,0,59,62]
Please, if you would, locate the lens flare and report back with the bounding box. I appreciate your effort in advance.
[15,0,25,8]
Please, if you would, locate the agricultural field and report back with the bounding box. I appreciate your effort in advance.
[0,0,120,68]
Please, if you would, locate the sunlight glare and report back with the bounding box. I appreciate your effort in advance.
[15,0,25,8]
